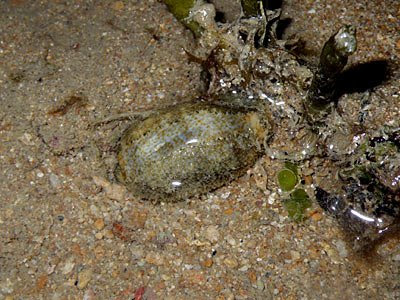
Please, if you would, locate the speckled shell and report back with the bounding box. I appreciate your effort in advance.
[116,102,269,201]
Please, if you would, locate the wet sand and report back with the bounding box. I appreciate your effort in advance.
[0,0,399,299]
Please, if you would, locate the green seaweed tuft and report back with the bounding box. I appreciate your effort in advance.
[277,168,298,191]
[284,161,298,176]
[284,189,311,222]
[240,0,260,17]
[162,0,203,36]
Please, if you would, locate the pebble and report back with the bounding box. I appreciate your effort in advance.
[224,257,238,269]
[310,211,323,222]
[334,239,348,258]
[95,232,103,240]
[290,250,301,261]
[202,258,213,268]
[62,257,75,275]
[94,245,105,259]
[247,269,257,284]
[182,270,206,286]
[105,183,126,201]
[321,242,340,263]
[268,192,276,204]
[77,268,93,289]
[256,279,265,291]
[239,265,249,272]
[205,225,220,243]
[49,173,60,188]
[19,132,35,146]
[104,229,114,239]
[112,1,124,11]
[36,275,48,290]
[161,274,171,281]
[392,254,400,261]
[93,218,105,231]
[145,252,164,266]
[83,289,96,300]
[304,175,313,185]
[225,235,236,246]
[93,176,126,201]
[131,247,144,260]
[224,208,234,215]
[129,209,148,229]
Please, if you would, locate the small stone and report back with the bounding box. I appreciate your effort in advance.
[19,132,35,146]
[392,254,400,261]
[49,173,60,188]
[93,218,105,231]
[290,250,301,261]
[239,265,249,272]
[129,209,148,229]
[268,192,276,204]
[145,252,164,266]
[36,274,48,290]
[304,175,313,185]
[95,232,103,240]
[104,229,114,239]
[161,274,170,281]
[94,245,105,259]
[113,1,124,11]
[181,270,206,286]
[224,208,234,215]
[310,211,323,222]
[224,257,238,268]
[131,246,144,260]
[77,268,93,289]
[105,183,126,201]
[93,176,110,189]
[46,264,56,275]
[256,279,265,291]
[83,289,96,300]
[322,242,340,263]
[205,225,220,243]
[203,258,213,268]
[226,235,236,246]
[223,290,235,300]
[334,239,348,258]
[247,269,257,284]
[62,257,75,275]
[93,176,126,201]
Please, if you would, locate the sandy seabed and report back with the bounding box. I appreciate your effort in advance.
[1,0,399,299]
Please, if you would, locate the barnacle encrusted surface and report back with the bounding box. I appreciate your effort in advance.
[116,102,269,201]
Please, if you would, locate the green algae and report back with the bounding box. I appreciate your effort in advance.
[284,188,311,222]
[241,0,260,17]
[284,161,298,176]
[277,162,298,191]
[163,0,203,36]
[277,169,297,191]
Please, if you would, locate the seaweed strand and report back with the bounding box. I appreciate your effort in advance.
[306,25,357,123]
